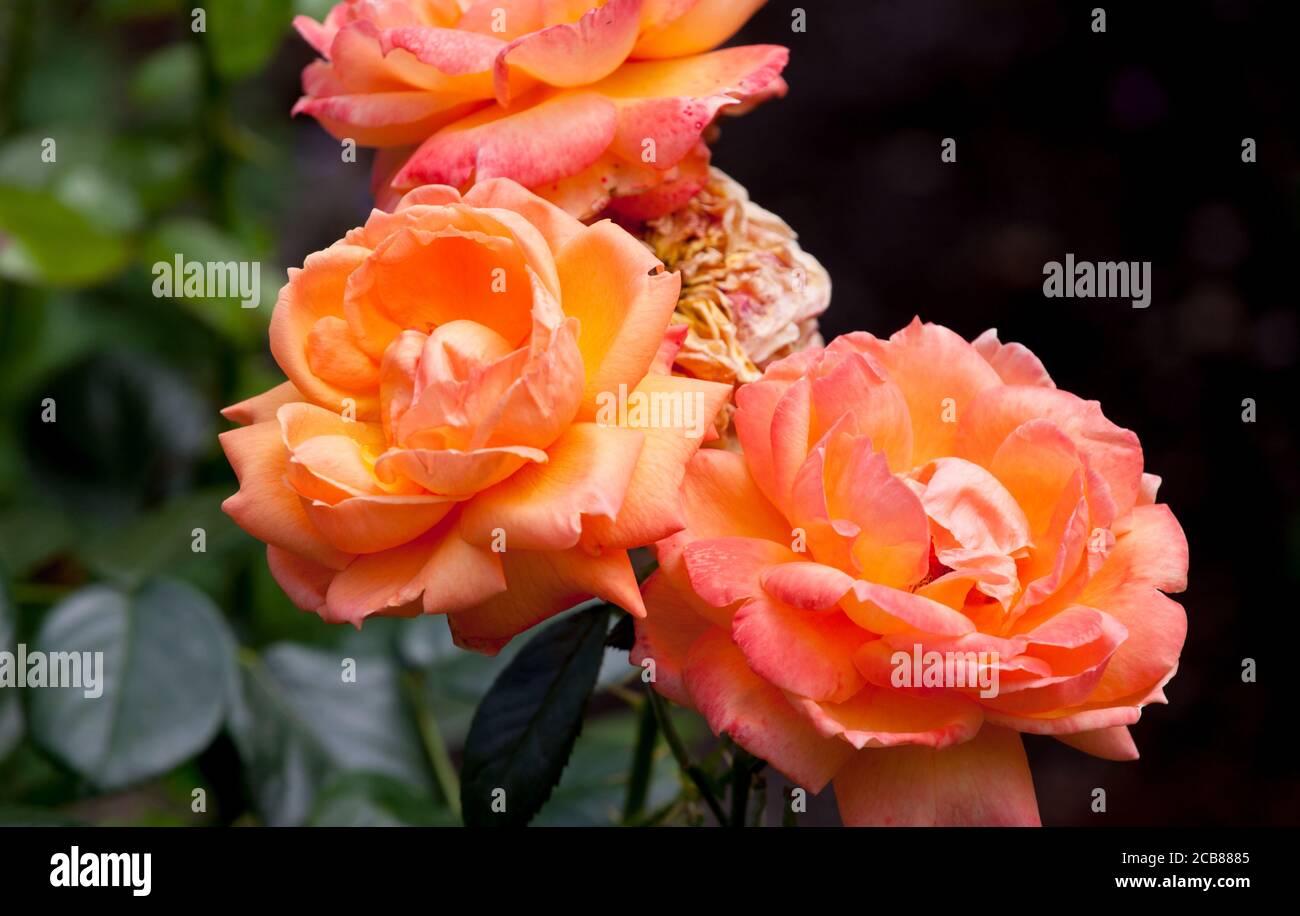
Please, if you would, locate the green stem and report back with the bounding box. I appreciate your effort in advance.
[647,688,726,825]
[402,671,461,818]
[621,695,659,824]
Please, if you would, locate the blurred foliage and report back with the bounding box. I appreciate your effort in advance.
[0,0,713,827]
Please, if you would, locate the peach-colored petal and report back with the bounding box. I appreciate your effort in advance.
[270,244,380,418]
[448,545,645,654]
[473,318,586,452]
[1055,725,1139,761]
[463,176,585,250]
[323,522,508,625]
[222,382,305,426]
[293,92,482,147]
[632,569,714,707]
[651,449,791,629]
[683,628,853,793]
[379,25,505,77]
[917,457,1031,557]
[794,687,984,750]
[1075,583,1186,705]
[810,347,913,472]
[833,725,1040,826]
[494,0,642,104]
[731,596,869,703]
[733,372,805,512]
[852,635,1049,691]
[219,421,352,570]
[821,433,932,588]
[1085,503,1188,596]
[632,0,766,58]
[305,492,455,554]
[595,46,789,171]
[683,536,800,609]
[971,328,1055,388]
[988,418,1086,544]
[982,703,1142,736]
[553,220,681,412]
[394,90,618,191]
[958,384,1144,516]
[374,445,547,496]
[676,448,791,544]
[597,140,711,220]
[277,402,391,503]
[843,581,977,638]
[459,423,644,550]
[266,544,334,614]
[345,225,535,348]
[581,374,731,549]
[760,561,855,611]
[852,318,1003,466]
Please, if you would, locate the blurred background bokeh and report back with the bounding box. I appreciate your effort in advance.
[0,0,1295,826]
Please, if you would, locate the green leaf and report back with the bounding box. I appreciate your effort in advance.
[0,580,22,762]
[308,772,457,827]
[398,615,520,748]
[129,43,203,119]
[0,184,132,287]
[79,488,239,588]
[204,0,294,81]
[0,510,75,579]
[226,645,432,826]
[459,603,612,827]
[532,710,697,827]
[140,217,270,342]
[0,805,84,826]
[224,653,332,827]
[26,578,237,790]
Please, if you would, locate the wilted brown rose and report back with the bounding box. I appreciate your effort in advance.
[638,169,830,419]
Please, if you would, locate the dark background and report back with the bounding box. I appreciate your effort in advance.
[0,0,1295,826]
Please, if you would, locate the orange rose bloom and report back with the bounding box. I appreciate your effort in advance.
[292,0,788,218]
[635,319,1189,825]
[220,179,728,652]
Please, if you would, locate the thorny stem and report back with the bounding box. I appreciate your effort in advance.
[647,687,727,825]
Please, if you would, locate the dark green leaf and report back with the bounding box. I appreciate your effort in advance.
[26,578,236,789]
[308,772,457,827]
[531,710,697,827]
[226,644,431,826]
[224,652,332,827]
[0,508,76,578]
[79,488,238,587]
[459,603,612,827]
[0,805,84,826]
